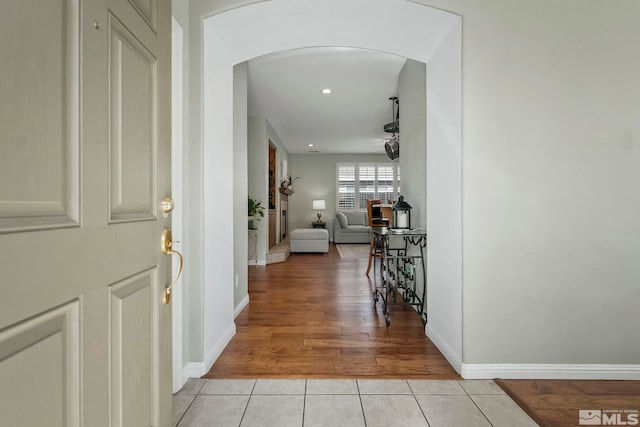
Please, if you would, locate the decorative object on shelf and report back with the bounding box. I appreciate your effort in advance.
[280,175,300,189]
[248,197,265,229]
[312,199,326,222]
[392,195,412,229]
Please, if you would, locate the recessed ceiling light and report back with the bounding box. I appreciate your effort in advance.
[308,144,314,147]
[321,88,332,94]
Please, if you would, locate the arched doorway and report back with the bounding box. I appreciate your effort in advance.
[183,0,462,382]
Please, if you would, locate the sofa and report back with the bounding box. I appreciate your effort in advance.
[332,211,371,244]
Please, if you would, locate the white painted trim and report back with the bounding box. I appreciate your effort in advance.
[248,260,266,266]
[170,16,185,395]
[427,324,640,380]
[234,294,249,319]
[182,323,236,380]
[425,324,462,375]
[461,363,640,380]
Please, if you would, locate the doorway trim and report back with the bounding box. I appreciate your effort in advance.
[171,16,185,393]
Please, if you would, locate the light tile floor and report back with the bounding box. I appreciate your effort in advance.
[174,379,538,427]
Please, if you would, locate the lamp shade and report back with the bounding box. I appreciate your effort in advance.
[312,199,326,210]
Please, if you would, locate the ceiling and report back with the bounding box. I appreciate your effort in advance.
[247,47,407,155]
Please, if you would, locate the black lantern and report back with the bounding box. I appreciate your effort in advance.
[392,195,412,229]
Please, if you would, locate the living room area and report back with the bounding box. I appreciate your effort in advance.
[245,48,435,266]
[249,152,400,264]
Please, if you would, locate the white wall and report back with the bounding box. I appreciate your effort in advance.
[233,62,249,312]
[424,23,463,369]
[202,32,237,367]
[265,119,290,243]
[421,0,640,376]
[180,0,269,378]
[399,60,427,232]
[247,116,289,263]
[173,0,210,375]
[247,117,268,264]
[397,58,431,350]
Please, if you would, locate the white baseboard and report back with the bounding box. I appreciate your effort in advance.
[248,259,266,266]
[182,323,236,380]
[425,324,462,375]
[425,324,640,380]
[461,363,640,380]
[234,294,249,318]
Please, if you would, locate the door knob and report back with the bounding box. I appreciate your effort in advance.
[161,229,183,304]
[160,196,175,216]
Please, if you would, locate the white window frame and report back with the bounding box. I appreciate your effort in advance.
[336,162,401,211]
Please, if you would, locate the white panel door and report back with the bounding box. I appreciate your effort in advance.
[0,0,172,426]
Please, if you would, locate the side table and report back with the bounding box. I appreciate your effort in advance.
[311,221,326,229]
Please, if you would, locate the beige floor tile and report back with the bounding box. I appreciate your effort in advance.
[408,379,466,394]
[361,395,429,427]
[200,379,256,395]
[173,378,542,427]
[177,395,249,427]
[416,394,492,427]
[253,379,306,394]
[471,394,538,427]
[459,379,505,395]
[240,395,304,427]
[306,379,359,395]
[357,379,412,394]
[177,378,206,395]
[173,394,195,427]
[304,395,365,427]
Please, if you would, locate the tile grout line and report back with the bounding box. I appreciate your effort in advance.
[175,380,207,427]
[236,379,257,427]
[460,380,497,427]
[175,394,197,427]
[301,379,307,427]
[356,379,368,427]
[408,380,433,427]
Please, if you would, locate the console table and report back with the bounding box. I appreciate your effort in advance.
[372,228,427,326]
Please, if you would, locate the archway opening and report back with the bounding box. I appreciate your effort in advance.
[197,0,462,377]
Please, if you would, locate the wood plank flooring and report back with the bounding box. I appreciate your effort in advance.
[203,243,640,426]
[205,243,460,379]
[496,379,640,427]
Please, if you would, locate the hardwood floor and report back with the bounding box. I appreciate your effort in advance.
[203,243,640,426]
[205,243,460,379]
[496,379,640,427]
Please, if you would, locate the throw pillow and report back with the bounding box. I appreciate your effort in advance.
[336,212,348,228]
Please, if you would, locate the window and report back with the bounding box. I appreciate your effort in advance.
[337,166,356,209]
[337,163,401,210]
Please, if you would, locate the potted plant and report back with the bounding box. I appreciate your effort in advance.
[248,197,265,229]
